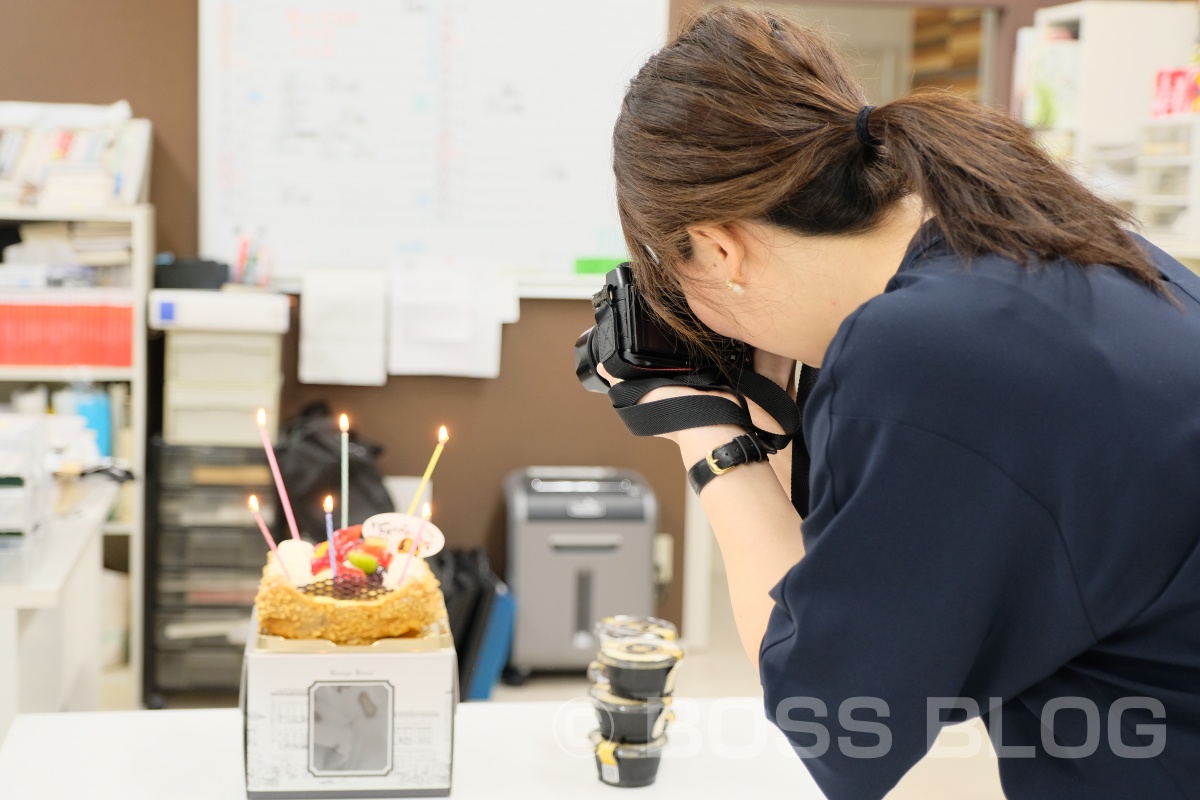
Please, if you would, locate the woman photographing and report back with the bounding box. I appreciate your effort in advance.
[605,7,1200,798]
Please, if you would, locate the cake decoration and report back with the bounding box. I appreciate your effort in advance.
[250,412,449,645]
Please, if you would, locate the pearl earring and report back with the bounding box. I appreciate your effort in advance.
[725,279,745,297]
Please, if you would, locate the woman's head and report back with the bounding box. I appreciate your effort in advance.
[613,6,1158,364]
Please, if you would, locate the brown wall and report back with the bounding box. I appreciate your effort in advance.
[277,297,689,620]
[1,0,1066,627]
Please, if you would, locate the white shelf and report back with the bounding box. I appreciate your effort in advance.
[1137,195,1190,207]
[0,366,134,382]
[0,202,153,706]
[1140,155,1192,168]
[0,205,149,223]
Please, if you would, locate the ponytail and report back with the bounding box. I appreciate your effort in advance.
[613,7,1163,353]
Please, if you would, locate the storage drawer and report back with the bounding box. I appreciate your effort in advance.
[166,331,282,384]
[163,381,281,447]
[157,570,261,608]
[159,445,273,489]
[155,647,244,691]
[155,606,253,649]
[159,487,277,528]
[159,527,274,570]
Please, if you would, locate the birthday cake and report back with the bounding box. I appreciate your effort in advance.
[254,522,445,645]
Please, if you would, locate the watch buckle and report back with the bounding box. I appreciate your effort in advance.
[706,450,735,476]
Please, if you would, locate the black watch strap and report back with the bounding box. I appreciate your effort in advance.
[687,434,773,495]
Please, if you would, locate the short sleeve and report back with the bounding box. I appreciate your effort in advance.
[759,412,1096,800]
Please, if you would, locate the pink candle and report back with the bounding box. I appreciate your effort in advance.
[249,495,290,582]
[397,503,432,585]
[257,408,300,541]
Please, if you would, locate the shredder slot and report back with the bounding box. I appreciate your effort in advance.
[548,532,624,550]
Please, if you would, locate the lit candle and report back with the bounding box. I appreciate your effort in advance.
[257,408,300,541]
[406,426,448,516]
[249,495,289,582]
[398,502,432,585]
[323,495,338,578]
[339,414,349,529]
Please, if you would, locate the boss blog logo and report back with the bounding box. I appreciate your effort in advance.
[774,696,1166,760]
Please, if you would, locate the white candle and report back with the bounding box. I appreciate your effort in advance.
[339,414,349,529]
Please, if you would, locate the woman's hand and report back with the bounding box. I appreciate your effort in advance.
[599,357,804,669]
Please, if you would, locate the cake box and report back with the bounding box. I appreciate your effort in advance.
[241,610,457,799]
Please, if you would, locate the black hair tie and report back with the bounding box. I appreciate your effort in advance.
[855,105,876,148]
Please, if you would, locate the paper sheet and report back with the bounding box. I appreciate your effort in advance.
[299,270,388,386]
[388,263,518,379]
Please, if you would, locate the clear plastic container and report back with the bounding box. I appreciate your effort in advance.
[159,445,274,489]
[159,527,273,570]
[155,647,244,690]
[157,570,261,608]
[159,487,277,528]
[155,606,254,649]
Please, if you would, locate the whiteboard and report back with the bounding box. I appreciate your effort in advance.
[198,0,669,294]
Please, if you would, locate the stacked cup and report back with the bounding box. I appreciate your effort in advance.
[586,615,684,788]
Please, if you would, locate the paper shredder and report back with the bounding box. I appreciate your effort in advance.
[504,467,657,679]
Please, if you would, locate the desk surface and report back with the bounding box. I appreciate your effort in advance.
[0,477,117,608]
[0,699,1006,799]
[0,700,825,799]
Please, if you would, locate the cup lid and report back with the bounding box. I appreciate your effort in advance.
[595,615,678,642]
[590,682,668,711]
[597,639,681,669]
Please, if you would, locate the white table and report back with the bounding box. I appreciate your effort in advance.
[0,477,118,745]
[0,699,1004,798]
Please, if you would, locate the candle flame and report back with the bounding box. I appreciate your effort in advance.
[256,408,266,427]
[339,414,349,433]
[437,425,449,444]
[323,495,333,513]
[248,495,260,512]
[422,502,432,520]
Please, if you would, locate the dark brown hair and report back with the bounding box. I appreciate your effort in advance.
[612,6,1161,350]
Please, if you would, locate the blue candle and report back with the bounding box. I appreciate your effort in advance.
[323,495,338,578]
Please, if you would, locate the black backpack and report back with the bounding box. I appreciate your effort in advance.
[272,401,394,540]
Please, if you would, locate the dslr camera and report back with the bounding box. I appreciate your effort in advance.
[574,265,747,393]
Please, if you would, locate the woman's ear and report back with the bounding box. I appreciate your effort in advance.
[686,224,747,284]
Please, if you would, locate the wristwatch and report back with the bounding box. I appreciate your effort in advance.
[687,433,772,495]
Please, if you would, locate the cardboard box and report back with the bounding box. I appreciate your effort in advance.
[242,612,457,799]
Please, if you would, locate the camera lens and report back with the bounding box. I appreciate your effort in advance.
[574,327,611,393]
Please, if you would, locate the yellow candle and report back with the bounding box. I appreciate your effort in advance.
[406,426,448,516]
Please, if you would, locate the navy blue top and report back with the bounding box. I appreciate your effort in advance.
[760,224,1200,799]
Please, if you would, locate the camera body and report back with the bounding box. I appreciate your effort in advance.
[574,265,746,393]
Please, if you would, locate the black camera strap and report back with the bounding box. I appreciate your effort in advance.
[607,367,800,452]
